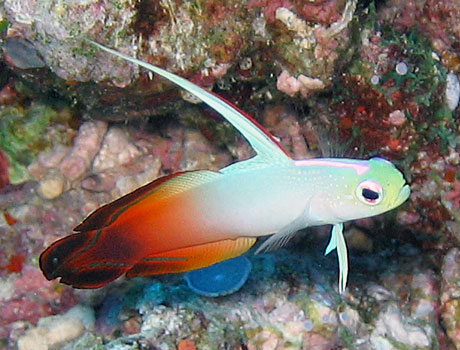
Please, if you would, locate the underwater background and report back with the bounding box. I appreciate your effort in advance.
[0,0,460,349]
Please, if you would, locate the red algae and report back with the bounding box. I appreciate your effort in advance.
[1,255,25,273]
[0,149,10,190]
[3,211,17,226]
[0,81,20,105]
[293,0,343,25]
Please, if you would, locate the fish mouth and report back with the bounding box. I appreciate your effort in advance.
[394,184,411,207]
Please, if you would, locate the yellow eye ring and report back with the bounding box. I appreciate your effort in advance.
[356,180,383,205]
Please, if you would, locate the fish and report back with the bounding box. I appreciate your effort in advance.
[39,41,411,293]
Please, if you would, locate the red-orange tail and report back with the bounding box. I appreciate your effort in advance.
[39,228,256,288]
[39,229,134,288]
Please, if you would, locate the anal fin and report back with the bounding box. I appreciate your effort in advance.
[126,237,256,277]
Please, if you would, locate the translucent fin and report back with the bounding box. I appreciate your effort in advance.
[326,223,349,294]
[254,218,303,254]
[89,40,291,163]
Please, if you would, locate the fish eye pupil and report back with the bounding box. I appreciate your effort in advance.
[52,257,59,264]
[362,188,379,200]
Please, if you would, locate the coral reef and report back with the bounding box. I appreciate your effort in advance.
[0,0,357,120]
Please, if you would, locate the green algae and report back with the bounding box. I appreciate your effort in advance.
[0,103,73,184]
[0,19,8,34]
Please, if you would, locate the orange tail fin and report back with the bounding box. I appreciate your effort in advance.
[39,229,135,288]
[39,229,255,288]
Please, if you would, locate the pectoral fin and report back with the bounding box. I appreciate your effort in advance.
[254,218,304,254]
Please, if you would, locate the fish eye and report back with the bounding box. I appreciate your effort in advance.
[356,180,383,205]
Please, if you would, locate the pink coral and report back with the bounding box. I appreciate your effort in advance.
[295,0,342,25]
[313,27,340,60]
[388,110,406,126]
[276,70,325,98]
[0,298,53,326]
[59,121,108,181]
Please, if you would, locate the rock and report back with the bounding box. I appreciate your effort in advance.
[248,330,280,350]
[37,170,67,199]
[446,73,460,111]
[338,306,361,331]
[113,156,161,198]
[37,145,69,169]
[441,248,460,349]
[17,317,83,350]
[3,38,45,69]
[17,305,95,350]
[180,130,232,171]
[64,332,104,350]
[92,127,141,173]
[370,303,432,349]
[409,272,437,321]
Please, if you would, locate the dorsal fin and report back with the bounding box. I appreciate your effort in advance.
[89,41,292,163]
[75,170,220,232]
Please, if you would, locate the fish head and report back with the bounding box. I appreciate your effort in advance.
[307,157,410,223]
